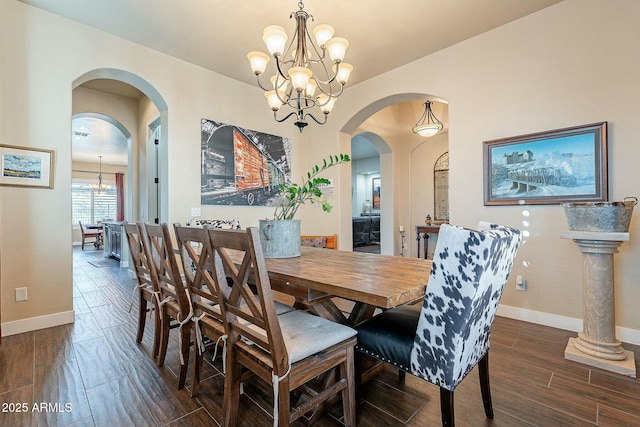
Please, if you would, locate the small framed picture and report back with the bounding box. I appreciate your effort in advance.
[0,144,55,189]
[483,122,607,205]
[372,177,381,209]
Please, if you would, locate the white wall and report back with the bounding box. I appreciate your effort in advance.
[0,0,293,332]
[305,0,640,338]
[2,0,640,342]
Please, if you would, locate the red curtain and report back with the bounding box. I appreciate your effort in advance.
[116,173,124,221]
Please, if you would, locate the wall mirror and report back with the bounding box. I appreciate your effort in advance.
[434,151,449,221]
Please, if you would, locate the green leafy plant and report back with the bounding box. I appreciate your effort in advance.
[273,153,351,220]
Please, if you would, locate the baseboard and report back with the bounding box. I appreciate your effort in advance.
[1,310,75,337]
[497,304,640,346]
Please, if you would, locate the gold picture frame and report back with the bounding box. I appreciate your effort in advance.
[0,144,55,189]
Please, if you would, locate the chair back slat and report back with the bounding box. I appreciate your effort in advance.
[208,227,289,374]
[410,223,521,390]
[174,225,224,322]
[143,223,191,321]
[123,223,155,292]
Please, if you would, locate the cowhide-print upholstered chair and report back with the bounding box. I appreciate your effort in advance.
[355,222,522,427]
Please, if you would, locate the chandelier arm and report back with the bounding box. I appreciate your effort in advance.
[303,22,327,63]
[314,81,345,99]
[255,75,273,92]
[304,112,328,125]
[276,86,293,105]
[305,58,338,86]
[273,110,298,123]
[273,55,290,82]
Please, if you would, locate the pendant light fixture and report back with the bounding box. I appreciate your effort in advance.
[412,100,443,138]
[247,1,353,133]
[89,155,110,195]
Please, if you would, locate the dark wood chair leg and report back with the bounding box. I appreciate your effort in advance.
[478,352,494,419]
[177,324,191,389]
[223,350,242,427]
[277,376,292,427]
[341,346,357,427]
[190,349,203,397]
[440,388,455,427]
[151,306,160,359]
[136,294,147,343]
[157,311,170,367]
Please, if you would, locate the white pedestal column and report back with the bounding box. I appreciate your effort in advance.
[560,231,635,377]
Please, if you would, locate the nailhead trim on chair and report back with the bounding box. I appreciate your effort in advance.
[356,346,411,372]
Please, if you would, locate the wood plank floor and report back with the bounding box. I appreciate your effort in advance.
[1,246,640,426]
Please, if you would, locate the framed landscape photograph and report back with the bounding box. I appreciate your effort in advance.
[483,122,608,206]
[0,144,55,188]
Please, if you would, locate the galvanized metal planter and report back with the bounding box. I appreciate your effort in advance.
[563,197,637,232]
[258,219,301,258]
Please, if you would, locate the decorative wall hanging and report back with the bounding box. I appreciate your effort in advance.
[200,119,292,206]
[0,144,54,188]
[434,151,449,221]
[372,177,381,209]
[483,122,607,205]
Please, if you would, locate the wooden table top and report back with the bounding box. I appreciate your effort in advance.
[265,247,432,309]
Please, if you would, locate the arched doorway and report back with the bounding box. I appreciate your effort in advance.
[351,132,388,254]
[71,113,130,249]
[340,94,449,256]
[72,68,169,224]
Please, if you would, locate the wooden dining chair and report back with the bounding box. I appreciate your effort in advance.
[207,227,358,427]
[142,222,193,389]
[79,221,102,250]
[355,222,522,427]
[174,224,297,397]
[173,224,227,397]
[123,222,161,359]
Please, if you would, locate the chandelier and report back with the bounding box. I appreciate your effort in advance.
[247,1,353,133]
[89,155,111,195]
[412,100,443,138]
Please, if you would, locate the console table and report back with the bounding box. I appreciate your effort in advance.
[561,230,635,377]
[415,225,441,259]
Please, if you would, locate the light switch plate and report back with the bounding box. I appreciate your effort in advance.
[191,207,201,217]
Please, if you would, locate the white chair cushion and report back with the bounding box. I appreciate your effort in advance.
[210,300,294,316]
[277,310,357,364]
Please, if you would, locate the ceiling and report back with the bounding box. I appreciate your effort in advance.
[72,115,129,166]
[20,0,561,88]
[24,0,562,163]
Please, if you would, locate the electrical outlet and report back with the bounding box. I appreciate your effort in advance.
[15,287,28,301]
[191,207,201,217]
[515,275,526,291]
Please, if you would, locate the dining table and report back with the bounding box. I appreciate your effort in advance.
[263,246,433,326]
[225,244,433,423]
[259,246,433,422]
